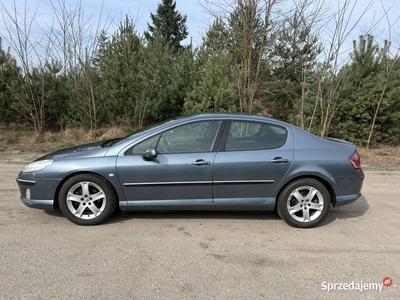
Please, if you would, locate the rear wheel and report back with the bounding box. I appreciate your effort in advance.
[277,178,330,228]
[58,173,117,225]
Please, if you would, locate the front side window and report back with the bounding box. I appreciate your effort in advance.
[129,134,160,155]
[226,121,287,151]
[157,121,222,153]
[126,121,222,155]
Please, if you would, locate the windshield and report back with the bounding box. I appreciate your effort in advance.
[112,119,176,145]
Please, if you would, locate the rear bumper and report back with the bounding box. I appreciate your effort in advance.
[333,169,364,207]
[334,193,361,207]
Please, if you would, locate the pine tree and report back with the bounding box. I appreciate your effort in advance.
[184,20,239,114]
[332,35,400,145]
[227,0,276,114]
[145,0,188,53]
[0,37,21,128]
[201,19,230,57]
[268,10,322,126]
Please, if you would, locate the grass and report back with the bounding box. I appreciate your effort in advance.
[375,150,389,156]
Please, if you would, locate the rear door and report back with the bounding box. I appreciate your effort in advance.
[213,120,294,204]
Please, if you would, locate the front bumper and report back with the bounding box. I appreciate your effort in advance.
[16,173,60,211]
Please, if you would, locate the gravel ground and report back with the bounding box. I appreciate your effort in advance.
[0,162,399,299]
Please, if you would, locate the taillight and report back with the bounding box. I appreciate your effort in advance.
[349,151,361,169]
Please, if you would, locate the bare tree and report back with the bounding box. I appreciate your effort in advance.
[308,0,375,137]
[366,3,400,151]
[2,0,111,140]
[48,0,111,139]
[269,0,326,129]
[1,0,52,140]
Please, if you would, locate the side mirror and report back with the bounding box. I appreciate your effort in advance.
[142,147,157,160]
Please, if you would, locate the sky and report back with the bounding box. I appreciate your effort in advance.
[0,0,399,59]
[0,0,211,48]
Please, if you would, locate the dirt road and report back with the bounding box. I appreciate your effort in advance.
[0,163,399,299]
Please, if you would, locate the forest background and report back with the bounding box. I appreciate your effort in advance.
[1,0,399,156]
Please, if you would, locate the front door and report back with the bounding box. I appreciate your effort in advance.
[117,120,222,205]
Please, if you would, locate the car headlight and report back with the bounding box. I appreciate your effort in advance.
[22,160,54,173]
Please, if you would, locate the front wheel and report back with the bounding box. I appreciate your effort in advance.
[58,173,117,225]
[277,178,330,228]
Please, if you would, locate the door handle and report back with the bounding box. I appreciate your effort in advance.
[270,157,289,163]
[192,159,211,166]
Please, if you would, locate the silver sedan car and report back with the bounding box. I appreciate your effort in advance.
[16,114,364,228]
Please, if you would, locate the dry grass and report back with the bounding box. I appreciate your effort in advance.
[97,126,129,140]
[357,146,400,171]
[0,126,130,153]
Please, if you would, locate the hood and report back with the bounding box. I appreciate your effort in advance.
[35,139,115,161]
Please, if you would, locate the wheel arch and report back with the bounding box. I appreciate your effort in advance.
[274,175,337,210]
[53,171,120,210]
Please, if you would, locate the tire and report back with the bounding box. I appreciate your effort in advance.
[58,173,117,225]
[277,178,330,228]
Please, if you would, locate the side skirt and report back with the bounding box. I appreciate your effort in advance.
[119,198,276,212]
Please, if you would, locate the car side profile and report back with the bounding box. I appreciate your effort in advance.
[16,114,364,228]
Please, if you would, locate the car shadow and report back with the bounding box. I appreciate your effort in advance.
[105,210,282,225]
[319,195,369,227]
[43,207,282,224]
[44,209,64,217]
[107,196,370,227]
[44,196,369,227]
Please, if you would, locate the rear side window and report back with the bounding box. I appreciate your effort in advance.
[226,121,287,151]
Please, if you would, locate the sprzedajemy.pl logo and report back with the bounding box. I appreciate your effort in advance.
[321,277,392,293]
